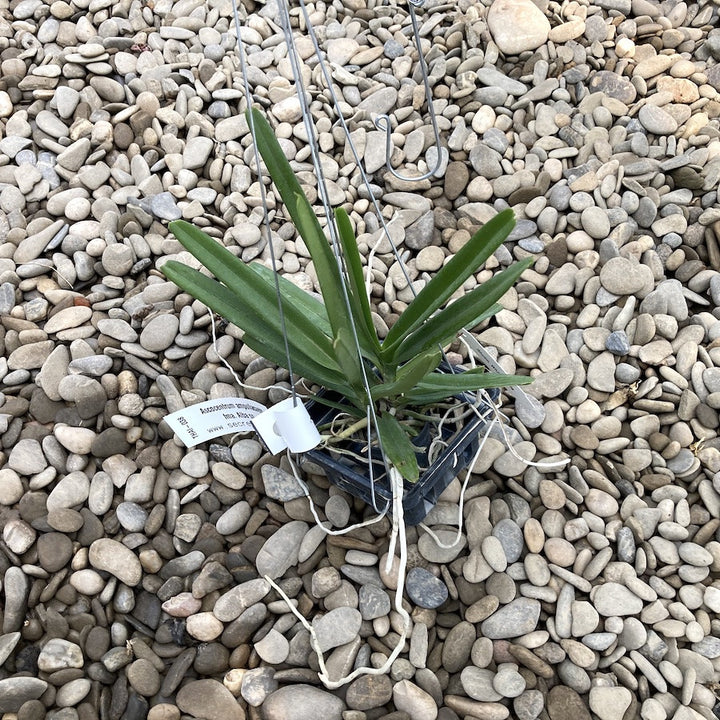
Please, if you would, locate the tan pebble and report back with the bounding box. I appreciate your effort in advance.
[481,535,508,572]
[465,595,499,624]
[185,612,224,641]
[560,639,596,668]
[592,416,622,439]
[523,518,545,554]
[682,112,709,139]
[464,548,494,583]
[548,19,585,43]
[136,91,160,116]
[223,668,245,696]
[524,554,551,586]
[69,569,105,595]
[148,705,181,720]
[3,518,36,554]
[471,438,506,474]
[671,59,696,78]
[584,488,619,518]
[570,425,600,450]
[564,518,590,542]
[445,695,509,720]
[575,399,601,424]
[88,538,142,586]
[633,54,673,79]
[379,552,401,590]
[138,549,163,574]
[602,97,628,116]
[64,196,91,221]
[539,480,566,510]
[615,37,635,57]
[657,76,700,103]
[508,644,555,679]
[50,1,74,18]
[544,537,576,567]
[416,246,445,272]
[589,687,632,720]
[254,629,289,664]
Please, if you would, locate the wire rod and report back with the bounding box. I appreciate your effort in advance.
[373,1,447,181]
[231,0,298,405]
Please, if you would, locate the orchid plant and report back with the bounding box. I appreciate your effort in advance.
[161,108,532,481]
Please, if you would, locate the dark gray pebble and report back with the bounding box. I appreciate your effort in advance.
[383,39,404,59]
[359,584,391,620]
[160,648,196,697]
[606,330,630,355]
[406,567,448,609]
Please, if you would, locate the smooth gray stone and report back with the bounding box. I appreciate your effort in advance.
[0,633,21,666]
[262,685,344,720]
[358,584,391,620]
[481,598,541,639]
[406,567,448,609]
[255,521,308,580]
[312,607,362,653]
[476,66,528,95]
[2,568,29,633]
[0,677,48,713]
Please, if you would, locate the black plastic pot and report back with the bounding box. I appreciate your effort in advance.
[303,383,499,526]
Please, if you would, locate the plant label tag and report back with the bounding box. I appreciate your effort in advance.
[252,397,322,454]
[165,398,267,447]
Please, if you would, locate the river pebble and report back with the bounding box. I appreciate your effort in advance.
[2,0,720,718]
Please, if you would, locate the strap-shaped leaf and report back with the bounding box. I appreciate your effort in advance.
[168,220,338,371]
[392,257,533,364]
[331,324,369,401]
[248,107,364,385]
[161,260,350,395]
[294,198,365,389]
[403,368,532,405]
[382,208,516,358]
[466,302,503,329]
[335,207,382,364]
[242,332,363,407]
[370,347,442,402]
[248,262,332,338]
[426,303,505,363]
[376,412,419,482]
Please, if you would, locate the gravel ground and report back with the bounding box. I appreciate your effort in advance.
[1,0,720,719]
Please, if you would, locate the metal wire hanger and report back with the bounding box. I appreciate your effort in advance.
[231,0,394,514]
[374,0,448,181]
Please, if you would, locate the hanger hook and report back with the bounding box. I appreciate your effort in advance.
[373,1,447,182]
[374,114,446,182]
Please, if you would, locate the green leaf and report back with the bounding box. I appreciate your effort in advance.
[403,368,533,405]
[370,347,442,402]
[466,302,503,329]
[392,257,533,364]
[376,412,419,482]
[382,208,516,358]
[161,260,353,396]
[248,262,332,338]
[294,198,366,377]
[335,207,383,363]
[332,325,371,404]
[411,303,504,364]
[167,219,339,371]
[248,108,366,389]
